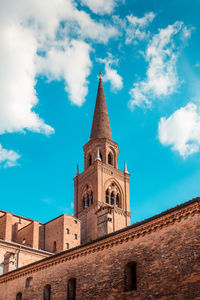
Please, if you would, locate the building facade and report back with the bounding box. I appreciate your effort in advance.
[0,76,200,300]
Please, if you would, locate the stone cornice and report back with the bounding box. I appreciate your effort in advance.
[0,198,199,284]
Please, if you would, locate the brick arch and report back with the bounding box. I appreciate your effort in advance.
[81,182,94,209]
[108,146,117,167]
[104,178,124,208]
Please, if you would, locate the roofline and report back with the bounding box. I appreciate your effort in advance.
[0,197,199,279]
[44,214,80,225]
[0,209,43,225]
[0,239,53,256]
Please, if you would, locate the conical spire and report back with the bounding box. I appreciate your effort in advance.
[90,74,112,140]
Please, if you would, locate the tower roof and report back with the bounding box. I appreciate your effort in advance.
[90,75,112,140]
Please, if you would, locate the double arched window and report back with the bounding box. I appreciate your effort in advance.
[105,182,121,208]
[82,185,93,209]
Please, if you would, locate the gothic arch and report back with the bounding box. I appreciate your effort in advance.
[81,182,94,209]
[104,178,124,208]
[108,146,117,167]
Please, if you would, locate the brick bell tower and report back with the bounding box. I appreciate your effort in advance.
[74,74,131,244]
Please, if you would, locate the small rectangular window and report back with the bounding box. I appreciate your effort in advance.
[66,228,69,234]
[74,234,77,240]
[53,241,56,252]
[125,262,137,291]
[66,243,69,249]
[74,220,77,224]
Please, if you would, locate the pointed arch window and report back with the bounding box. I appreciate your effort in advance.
[88,154,92,167]
[67,278,76,300]
[82,185,93,209]
[100,152,103,162]
[111,192,115,205]
[116,194,119,207]
[108,153,112,165]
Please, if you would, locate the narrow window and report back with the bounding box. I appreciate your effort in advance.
[74,234,77,240]
[86,195,89,208]
[116,194,119,207]
[16,293,22,300]
[83,197,85,209]
[100,152,103,162]
[43,285,51,300]
[66,228,69,234]
[67,278,76,300]
[88,155,92,167]
[74,220,77,224]
[25,277,32,288]
[125,262,137,291]
[90,191,93,205]
[0,263,3,275]
[111,192,115,205]
[108,153,112,165]
[53,241,56,252]
[66,243,69,249]
[106,190,109,204]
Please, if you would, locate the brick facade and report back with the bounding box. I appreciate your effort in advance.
[0,199,199,299]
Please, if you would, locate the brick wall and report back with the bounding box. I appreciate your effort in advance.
[0,200,199,300]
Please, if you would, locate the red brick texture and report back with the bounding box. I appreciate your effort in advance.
[0,199,199,300]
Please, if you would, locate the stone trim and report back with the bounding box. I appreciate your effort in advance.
[0,198,199,283]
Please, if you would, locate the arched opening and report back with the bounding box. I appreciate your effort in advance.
[43,284,51,300]
[108,153,112,165]
[106,190,109,204]
[67,278,76,300]
[88,154,92,167]
[90,191,93,205]
[116,193,119,207]
[125,262,137,291]
[16,292,22,300]
[111,192,115,205]
[26,277,32,288]
[100,152,103,162]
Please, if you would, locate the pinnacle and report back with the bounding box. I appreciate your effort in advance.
[90,75,112,140]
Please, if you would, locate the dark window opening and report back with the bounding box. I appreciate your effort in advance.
[88,155,92,167]
[116,194,119,207]
[125,262,137,292]
[16,292,22,300]
[67,278,76,300]
[43,284,51,300]
[25,277,32,288]
[66,243,69,249]
[100,152,103,162]
[108,153,112,165]
[90,191,93,205]
[111,192,115,205]
[83,197,85,209]
[53,241,56,253]
[106,190,109,204]
[66,228,69,234]
[0,263,3,275]
[74,234,77,240]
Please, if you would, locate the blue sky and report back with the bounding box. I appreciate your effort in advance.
[0,0,200,224]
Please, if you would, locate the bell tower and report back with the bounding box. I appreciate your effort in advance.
[74,74,131,244]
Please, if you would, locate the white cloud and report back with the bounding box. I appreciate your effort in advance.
[98,53,123,91]
[80,0,120,15]
[129,21,191,110]
[0,0,119,143]
[158,103,200,158]
[126,12,155,44]
[37,39,92,106]
[0,145,20,168]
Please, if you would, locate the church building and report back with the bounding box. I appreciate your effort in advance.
[0,76,199,300]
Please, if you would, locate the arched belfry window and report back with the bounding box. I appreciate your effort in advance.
[105,182,121,208]
[16,293,22,300]
[100,152,103,162]
[43,284,51,300]
[67,278,76,300]
[108,153,112,165]
[88,154,92,167]
[82,185,93,209]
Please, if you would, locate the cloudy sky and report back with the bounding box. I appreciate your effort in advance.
[0,0,200,223]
